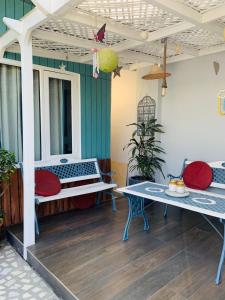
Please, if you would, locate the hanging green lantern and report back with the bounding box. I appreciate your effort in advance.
[98,48,119,73]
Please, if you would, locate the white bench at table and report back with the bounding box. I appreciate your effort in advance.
[22,158,117,234]
[166,160,225,215]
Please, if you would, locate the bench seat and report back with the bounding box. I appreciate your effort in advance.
[36,182,117,204]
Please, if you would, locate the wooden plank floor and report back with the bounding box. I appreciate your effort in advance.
[8,198,225,300]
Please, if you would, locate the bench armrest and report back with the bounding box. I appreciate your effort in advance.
[167,158,188,181]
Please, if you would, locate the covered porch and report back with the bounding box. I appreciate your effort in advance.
[1,0,225,299]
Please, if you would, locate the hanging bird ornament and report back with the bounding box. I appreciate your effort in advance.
[94,23,106,43]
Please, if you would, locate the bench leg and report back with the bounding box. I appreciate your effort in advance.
[123,194,150,241]
[96,192,101,206]
[35,207,40,236]
[215,220,225,285]
[164,204,168,218]
[111,192,117,212]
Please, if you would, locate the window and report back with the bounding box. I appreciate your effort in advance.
[0,64,41,161]
[43,71,80,160]
[0,64,80,162]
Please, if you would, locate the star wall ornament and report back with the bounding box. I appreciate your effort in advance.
[113,66,122,78]
[59,62,66,71]
[213,61,220,75]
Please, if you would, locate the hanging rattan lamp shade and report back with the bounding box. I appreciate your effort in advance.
[142,64,171,80]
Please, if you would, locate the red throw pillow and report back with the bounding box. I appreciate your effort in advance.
[183,161,213,190]
[35,170,61,196]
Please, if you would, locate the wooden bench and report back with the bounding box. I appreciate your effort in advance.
[22,158,117,234]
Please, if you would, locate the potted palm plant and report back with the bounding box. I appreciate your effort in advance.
[124,118,165,184]
[0,149,16,233]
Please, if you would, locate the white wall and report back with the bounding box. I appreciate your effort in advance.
[161,52,225,180]
[111,67,160,185]
[111,67,160,164]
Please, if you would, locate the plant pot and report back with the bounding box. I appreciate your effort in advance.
[129,175,155,186]
[0,218,4,241]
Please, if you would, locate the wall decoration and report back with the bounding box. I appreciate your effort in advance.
[213,61,220,75]
[137,96,156,135]
[218,90,225,115]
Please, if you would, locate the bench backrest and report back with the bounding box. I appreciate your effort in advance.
[34,158,101,184]
[186,160,225,189]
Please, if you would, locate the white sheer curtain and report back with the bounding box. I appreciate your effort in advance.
[49,78,64,155]
[0,64,41,161]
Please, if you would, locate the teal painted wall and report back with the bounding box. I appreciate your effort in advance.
[0,0,111,159]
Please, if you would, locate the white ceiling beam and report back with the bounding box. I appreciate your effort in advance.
[149,0,224,37]
[31,0,83,16]
[7,44,84,63]
[146,21,194,42]
[149,0,201,24]
[0,1,77,52]
[202,4,225,23]
[199,43,225,56]
[129,62,153,71]
[168,43,225,64]
[64,9,148,42]
[33,29,103,50]
[167,53,197,64]
[120,50,160,64]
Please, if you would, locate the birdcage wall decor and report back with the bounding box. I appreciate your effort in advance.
[137,96,156,136]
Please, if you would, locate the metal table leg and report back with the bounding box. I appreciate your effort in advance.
[215,220,225,285]
[123,194,150,241]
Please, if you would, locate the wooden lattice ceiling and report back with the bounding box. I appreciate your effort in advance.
[2,0,225,69]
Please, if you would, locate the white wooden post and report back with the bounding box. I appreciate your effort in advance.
[2,17,36,259]
[19,32,35,258]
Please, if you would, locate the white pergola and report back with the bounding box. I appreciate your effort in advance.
[1,0,225,258]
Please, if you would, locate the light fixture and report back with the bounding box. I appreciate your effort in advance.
[142,64,170,80]
[142,38,171,98]
[161,38,168,97]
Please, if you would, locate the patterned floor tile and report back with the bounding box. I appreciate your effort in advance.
[0,241,59,300]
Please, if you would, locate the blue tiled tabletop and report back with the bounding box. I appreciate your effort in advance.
[125,182,225,217]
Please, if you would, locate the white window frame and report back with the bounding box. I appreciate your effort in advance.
[42,70,81,160]
[0,57,81,162]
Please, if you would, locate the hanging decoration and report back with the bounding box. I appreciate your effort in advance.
[213,61,220,75]
[99,48,119,73]
[92,22,121,79]
[113,65,123,78]
[92,48,99,78]
[94,23,106,43]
